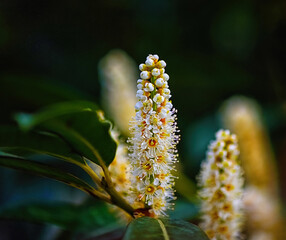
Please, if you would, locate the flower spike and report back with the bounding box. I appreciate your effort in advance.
[128,54,180,217]
[198,129,244,240]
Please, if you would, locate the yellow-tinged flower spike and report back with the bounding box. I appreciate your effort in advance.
[99,49,137,136]
[128,54,180,217]
[198,130,244,240]
[221,96,278,192]
[221,96,285,240]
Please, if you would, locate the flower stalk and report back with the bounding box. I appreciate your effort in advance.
[198,130,244,240]
[128,54,180,217]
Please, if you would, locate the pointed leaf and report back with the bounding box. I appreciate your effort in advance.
[15,100,99,131]
[0,156,95,195]
[15,101,117,166]
[123,217,209,240]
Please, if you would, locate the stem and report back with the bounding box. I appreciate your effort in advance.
[91,149,135,217]
[105,186,135,217]
[88,189,112,203]
[150,76,157,111]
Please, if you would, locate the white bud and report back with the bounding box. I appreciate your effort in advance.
[135,101,143,110]
[140,71,151,79]
[153,54,159,60]
[155,78,164,87]
[137,84,143,90]
[137,79,143,83]
[163,88,170,96]
[145,58,154,67]
[152,68,161,77]
[145,82,154,92]
[139,64,146,71]
[162,73,169,81]
[157,60,166,68]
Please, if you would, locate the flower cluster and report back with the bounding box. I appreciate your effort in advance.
[222,96,277,190]
[99,50,137,136]
[198,130,244,240]
[222,96,283,239]
[128,54,179,217]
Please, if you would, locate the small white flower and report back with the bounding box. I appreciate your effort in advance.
[162,73,169,81]
[155,78,164,87]
[145,82,154,92]
[137,84,143,90]
[165,102,173,110]
[145,58,154,67]
[139,64,146,71]
[153,93,165,104]
[157,60,166,68]
[163,88,170,96]
[137,79,143,84]
[140,71,151,79]
[152,68,161,77]
[159,109,167,118]
[153,54,159,60]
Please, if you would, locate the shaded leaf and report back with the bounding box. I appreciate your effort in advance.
[15,100,99,131]
[0,156,95,195]
[0,126,84,165]
[123,217,209,240]
[0,200,119,233]
[15,101,117,166]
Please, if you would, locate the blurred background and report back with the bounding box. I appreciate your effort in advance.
[0,0,286,239]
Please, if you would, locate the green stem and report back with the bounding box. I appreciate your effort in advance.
[91,149,135,218]
[150,76,157,111]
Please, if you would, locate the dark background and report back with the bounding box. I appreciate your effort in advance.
[0,0,286,239]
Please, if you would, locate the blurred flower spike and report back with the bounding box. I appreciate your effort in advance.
[198,130,244,240]
[128,54,180,217]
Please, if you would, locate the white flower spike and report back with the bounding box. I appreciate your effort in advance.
[128,54,180,217]
[198,129,244,240]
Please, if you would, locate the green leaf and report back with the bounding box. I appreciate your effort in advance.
[0,156,95,195]
[0,126,84,165]
[15,101,117,166]
[15,100,99,131]
[123,217,209,240]
[0,200,119,232]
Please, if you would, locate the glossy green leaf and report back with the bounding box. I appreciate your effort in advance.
[15,100,99,131]
[0,200,119,232]
[15,101,117,166]
[123,217,209,240]
[0,126,84,165]
[0,156,95,195]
